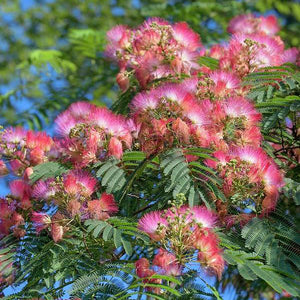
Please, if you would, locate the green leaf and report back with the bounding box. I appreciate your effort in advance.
[103,224,113,241]
[198,56,219,70]
[113,228,122,248]
[121,237,133,256]
[30,161,69,183]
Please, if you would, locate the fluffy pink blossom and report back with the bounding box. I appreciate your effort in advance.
[152,248,182,276]
[1,127,26,145]
[9,180,31,209]
[63,170,97,198]
[135,257,162,293]
[282,48,300,65]
[87,193,118,220]
[51,223,64,243]
[31,212,51,233]
[135,258,152,278]
[223,97,262,126]
[219,33,285,77]
[172,22,202,51]
[209,70,240,90]
[228,14,279,36]
[190,206,217,228]
[55,102,132,166]
[106,19,203,89]
[32,179,56,200]
[138,211,168,241]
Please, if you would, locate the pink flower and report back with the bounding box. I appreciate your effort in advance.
[26,131,53,152]
[228,14,279,36]
[63,170,97,198]
[136,258,151,278]
[140,17,170,30]
[54,112,77,137]
[172,118,190,143]
[205,150,230,169]
[88,193,118,220]
[133,29,161,54]
[32,179,56,200]
[9,159,24,175]
[106,25,130,52]
[51,223,64,243]
[223,97,262,126]
[138,211,168,241]
[0,160,8,176]
[282,48,300,64]
[1,127,26,145]
[172,22,202,51]
[68,101,94,118]
[259,15,280,36]
[135,257,162,294]
[190,206,217,228]
[23,167,33,181]
[153,248,182,276]
[67,200,81,217]
[228,14,261,35]
[108,137,123,160]
[209,70,240,93]
[131,91,158,113]
[9,180,31,209]
[116,70,130,91]
[200,251,225,279]
[0,198,13,219]
[31,212,51,233]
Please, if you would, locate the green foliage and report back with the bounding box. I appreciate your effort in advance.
[30,161,69,183]
[84,217,149,256]
[244,65,300,178]
[198,57,219,70]
[220,211,300,297]
[68,29,107,59]
[18,50,77,74]
[96,158,127,194]
[161,148,224,208]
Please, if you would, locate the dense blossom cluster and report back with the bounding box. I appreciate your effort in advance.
[137,201,224,285]
[55,101,132,166]
[130,77,262,156]
[0,13,296,291]
[0,126,118,244]
[106,18,203,90]
[206,147,284,220]
[107,15,299,89]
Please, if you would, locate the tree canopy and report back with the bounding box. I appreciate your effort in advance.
[0,1,299,299]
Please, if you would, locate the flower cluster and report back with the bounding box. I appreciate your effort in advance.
[210,14,299,77]
[55,101,132,166]
[206,147,284,218]
[0,168,118,242]
[106,18,203,90]
[137,199,224,286]
[0,124,118,241]
[0,127,53,176]
[227,14,280,36]
[30,170,118,242]
[0,13,295,290]
[130,76,263,157]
